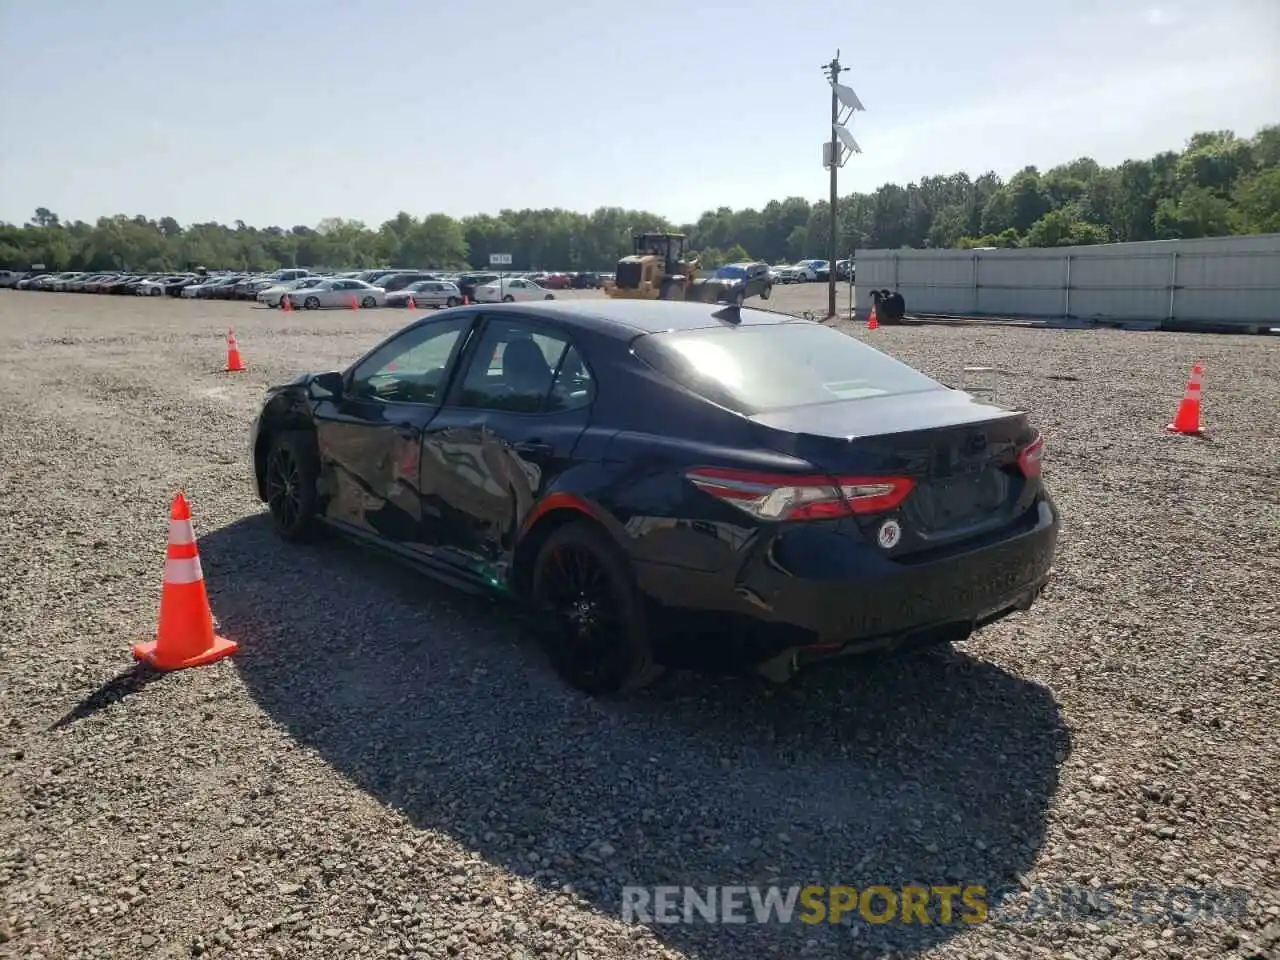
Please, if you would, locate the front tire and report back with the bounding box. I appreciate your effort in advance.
[265,433,320,541]
[531,521,662,696]
[502,294,515,302]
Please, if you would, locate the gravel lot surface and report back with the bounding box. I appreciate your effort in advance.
[1,289,1277,960]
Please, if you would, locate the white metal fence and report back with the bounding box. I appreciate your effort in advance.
[854,234,1280,330]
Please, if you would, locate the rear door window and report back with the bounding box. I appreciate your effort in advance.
[632,321,945,415]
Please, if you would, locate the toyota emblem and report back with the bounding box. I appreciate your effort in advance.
[877,518,902,550]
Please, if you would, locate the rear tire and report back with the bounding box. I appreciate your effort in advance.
[531,521,662,696]
[446,297,459,307]
[304,296,320,310]
[264,433,321,541]
[361,296,377,308]
[760,284,772,300]
[503,294,515,302]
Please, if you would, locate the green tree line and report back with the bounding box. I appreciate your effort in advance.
[2,126,1276,274]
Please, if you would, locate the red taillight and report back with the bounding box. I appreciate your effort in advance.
[684,467,914,521]
[1017,435,1044,479]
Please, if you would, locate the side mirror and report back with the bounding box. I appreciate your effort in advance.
[308,371,345,400]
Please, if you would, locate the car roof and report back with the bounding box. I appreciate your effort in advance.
[448,299,810,340]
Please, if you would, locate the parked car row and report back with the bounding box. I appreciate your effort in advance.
[3,266,564,309]
[7,270,217,296]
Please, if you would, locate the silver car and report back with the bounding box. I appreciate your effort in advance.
[257,276,327,308]
[385,279,462,308]
[286,278,386,310]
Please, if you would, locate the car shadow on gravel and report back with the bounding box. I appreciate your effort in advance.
[203,514,1069,958]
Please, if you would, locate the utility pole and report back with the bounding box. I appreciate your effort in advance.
[823,53,842,319]
[823,52,865,320]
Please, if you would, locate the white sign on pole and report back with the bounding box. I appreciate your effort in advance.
[490,253,513,266]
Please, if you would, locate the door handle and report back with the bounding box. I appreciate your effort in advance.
[513,440,552,457]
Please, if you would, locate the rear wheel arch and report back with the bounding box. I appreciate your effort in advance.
[511,501,628,597]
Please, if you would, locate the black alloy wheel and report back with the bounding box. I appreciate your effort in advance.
[532,522,660,695]
[265,435,318,540]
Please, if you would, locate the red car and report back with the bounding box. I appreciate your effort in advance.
[533,272,573,290]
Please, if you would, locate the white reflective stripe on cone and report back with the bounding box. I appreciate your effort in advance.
[164,555,204,584]
[1187,388,1202,398]
[168,519,196,546]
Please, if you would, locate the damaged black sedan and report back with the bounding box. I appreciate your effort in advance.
[250,299,1059,695]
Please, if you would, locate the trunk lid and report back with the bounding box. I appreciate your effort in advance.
[748,389,1040,552]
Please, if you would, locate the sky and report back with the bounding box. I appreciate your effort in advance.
[1,0,1277,229]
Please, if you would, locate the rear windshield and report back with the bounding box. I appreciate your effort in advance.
[632,321,945,415]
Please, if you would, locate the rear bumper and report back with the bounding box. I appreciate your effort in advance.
[634,499,1059,669]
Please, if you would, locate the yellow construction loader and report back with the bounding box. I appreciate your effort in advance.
[603,232,703,300]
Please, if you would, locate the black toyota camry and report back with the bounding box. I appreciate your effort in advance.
[250,300,1059,695]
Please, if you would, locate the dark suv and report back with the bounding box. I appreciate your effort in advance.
[690,261,773,305]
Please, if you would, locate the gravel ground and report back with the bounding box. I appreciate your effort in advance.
[1,290,1277,960]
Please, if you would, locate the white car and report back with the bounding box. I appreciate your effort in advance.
[50,272,88,291]
[769,264,800,283]
[135,276,183,296]
[286,278,386,309]
[473,277,555,303]
[181,276,228,298]
[793,259,829,281]
[256,276,326,307]
[385,280,463,308]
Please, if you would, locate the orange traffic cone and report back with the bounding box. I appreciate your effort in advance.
[406,294,416,310]
[1166,363,1205,435]
[867,302,879,330]
[133,493,237,671]
[462,294,470,305]
[280,293,293,312]
[350,295,359,310]
[225,329,245,372]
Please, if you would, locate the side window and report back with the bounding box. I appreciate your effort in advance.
[455,319,593,414]
[544,343,593,412]
[348,316,471,405]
